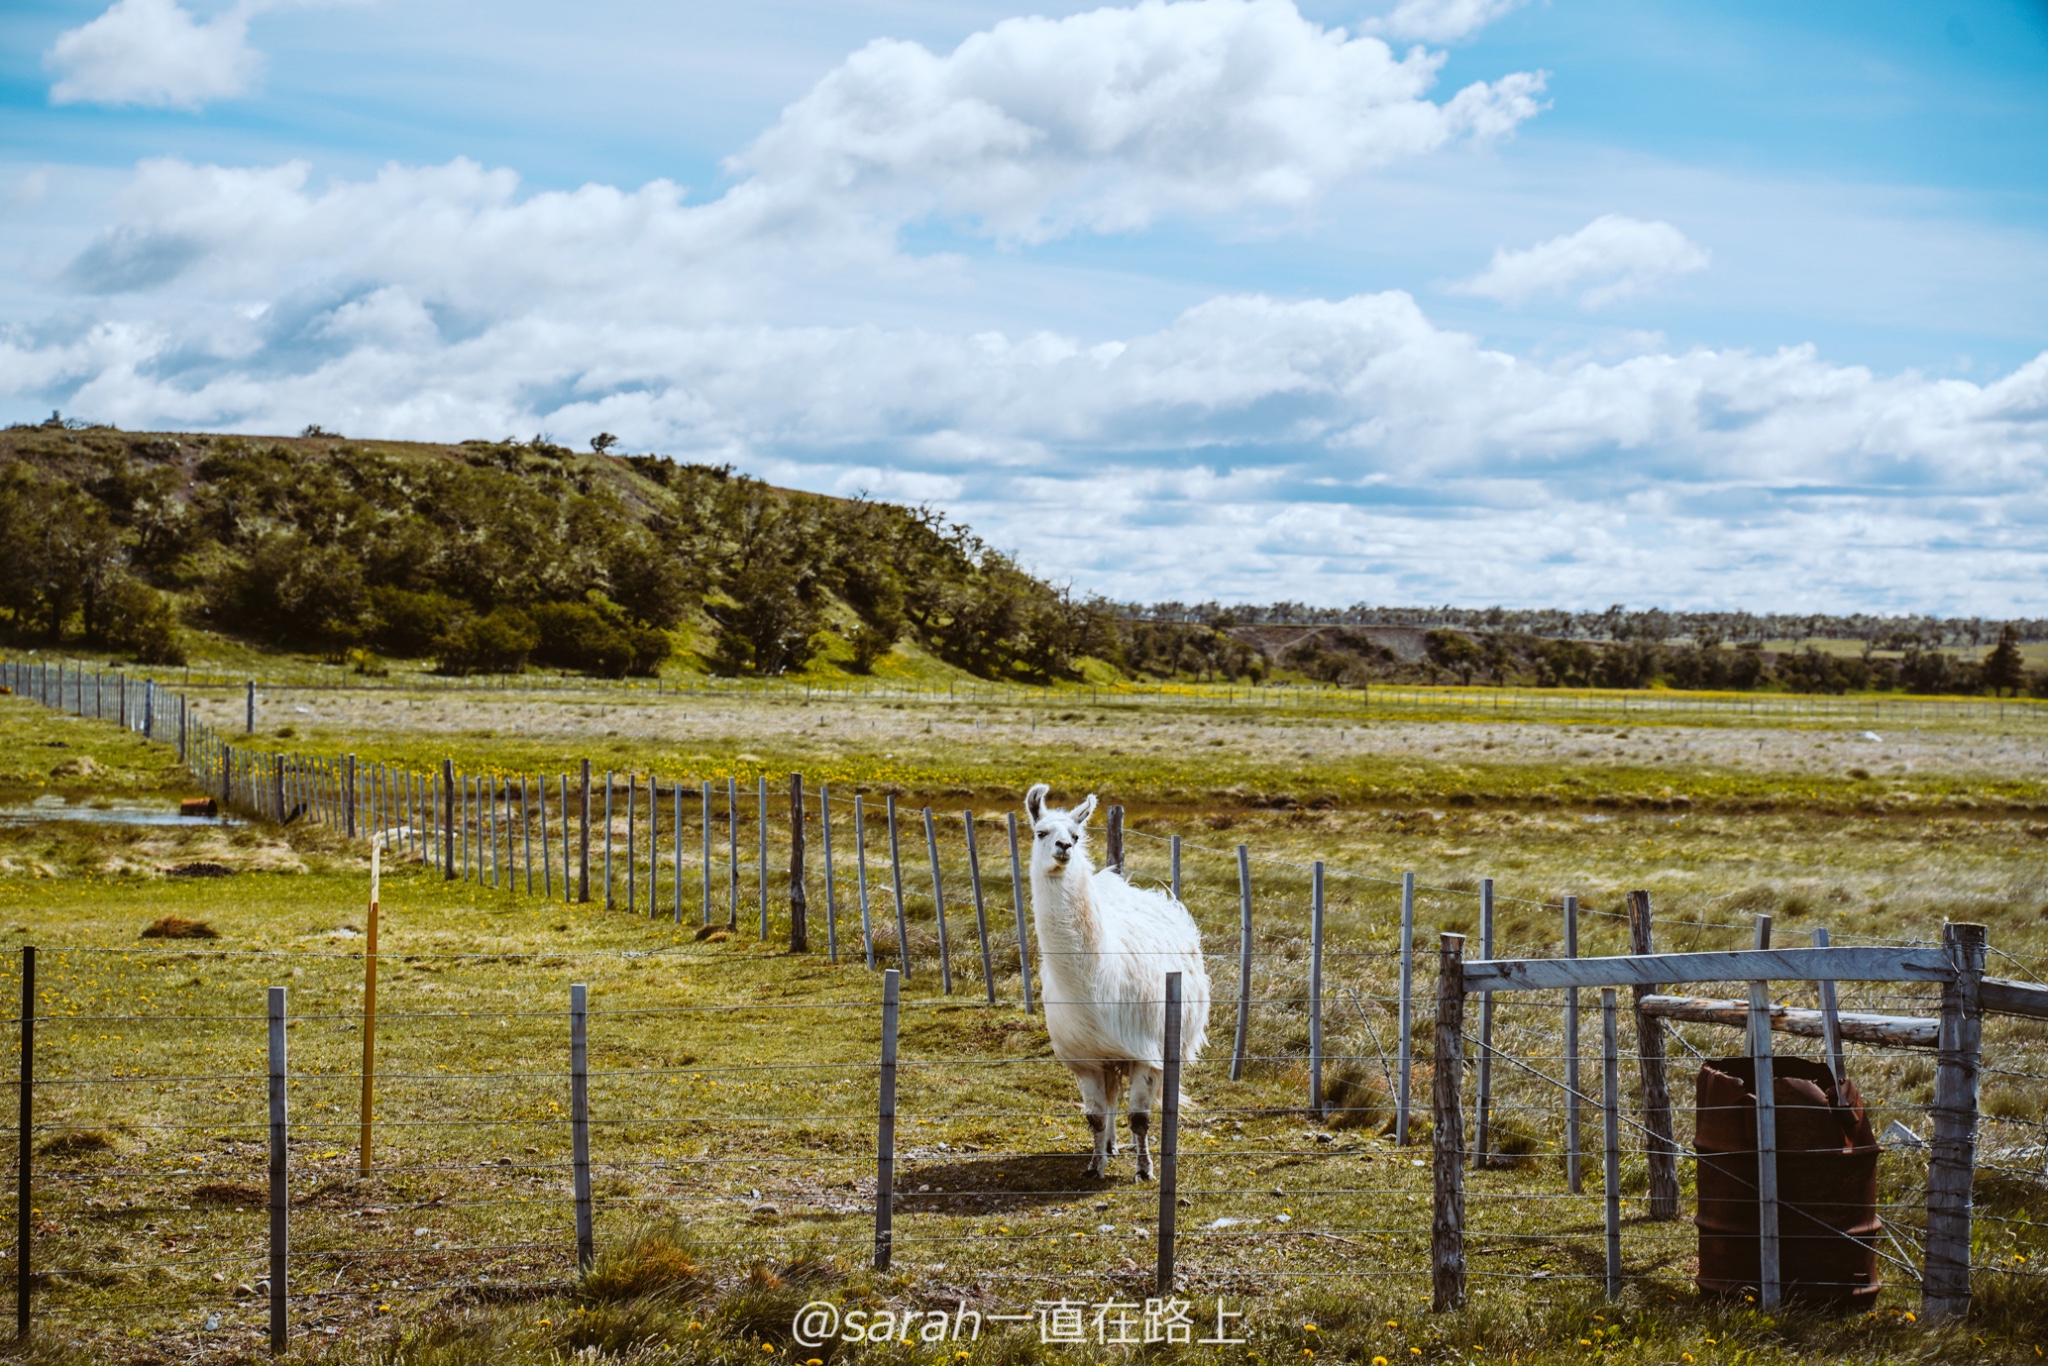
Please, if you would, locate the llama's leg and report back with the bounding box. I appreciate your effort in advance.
[1075,1066,1117,1178]
[1127,1066,1163,1181]
[1102,1063,1128,1156]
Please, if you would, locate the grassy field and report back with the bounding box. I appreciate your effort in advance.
[2,686,2046,1366]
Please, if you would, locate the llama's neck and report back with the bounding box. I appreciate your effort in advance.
[1032,856,1102,968]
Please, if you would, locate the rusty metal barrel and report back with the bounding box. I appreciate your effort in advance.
[1695,1054,1881,1309]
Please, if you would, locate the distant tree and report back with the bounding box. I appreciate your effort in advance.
[1425,628,1484,685]
[590,433,619,455]
[1984,624,2027,697]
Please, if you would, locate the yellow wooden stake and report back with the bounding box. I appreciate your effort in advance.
[360,844,380,1175]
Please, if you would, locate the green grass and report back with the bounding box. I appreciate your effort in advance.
[3,691,2047,1364]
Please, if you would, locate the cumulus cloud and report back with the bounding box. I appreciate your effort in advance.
[733,0,1547,240]
[10,0,2044,609]
[1362,0,1530,45]
[45,0,264,110]
[1452,214,1711,309]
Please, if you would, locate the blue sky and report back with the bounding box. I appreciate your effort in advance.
[2,0,2046,611]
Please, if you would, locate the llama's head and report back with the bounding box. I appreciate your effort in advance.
[1024,782,1096,879]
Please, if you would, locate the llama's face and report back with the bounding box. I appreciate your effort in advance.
[1024,782,1096,875]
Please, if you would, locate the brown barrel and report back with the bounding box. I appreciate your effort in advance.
[1695,1054,1880,1309]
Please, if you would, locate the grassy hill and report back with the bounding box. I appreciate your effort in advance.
[0,421,1116,685]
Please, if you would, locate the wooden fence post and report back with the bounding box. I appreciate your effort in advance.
[360,849,380,1175]
[578,760,592,904]
[1107,804,1123,875]
[887,796,911,978]
[757,775,769,941]
[246,679,255,734]
[344,754,356,839]
[964,812,994,1004]
[604,772,615,910]
[1170,834,1182,904]
[1397,871,1415,1146]
[1231,845,1254,1082]
[1602,988,1622,1300]
[701,781,713,926]
[1923,921,1986,1322]
[671,780,682,923]
[1627,890,1680,1219]
[442,759,456,880]
[1431,932,1465,1311]
[820,785,838,960]
[624,777,636,914]
[570,984,593,1272]
[560,775,572,902]
[726,777,739,930]
[1811,926,1846,1085]
[1748,913,1780,1311]
[1309,860,1325,1118]
[856,796,876,969]
[1565,894,1581,1192]
[923,807,952,993]
[1008,812,1031,1012]
[16,945,33,1341]
[1157,970,1182,1293]
[875,969,900,1271]
[1475,878,1495,1167]
[790,774,809,953]
[268,986,289,1354]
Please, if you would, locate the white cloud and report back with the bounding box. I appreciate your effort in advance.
[1362,0,1531,45]
[1452,214,1711,309]
[45,0,263,111]
[733,0,1547,241]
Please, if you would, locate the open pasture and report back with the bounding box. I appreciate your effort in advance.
[1,683,2046,1365]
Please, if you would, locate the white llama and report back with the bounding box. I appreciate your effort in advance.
[1024,783,1211,1180]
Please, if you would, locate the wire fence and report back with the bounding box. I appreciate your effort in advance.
[4,656,2047,1350]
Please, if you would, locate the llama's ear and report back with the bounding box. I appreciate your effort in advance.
[1024,783,1048,821]
[1072,794,1098,825]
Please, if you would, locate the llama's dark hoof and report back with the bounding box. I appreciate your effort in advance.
[1136,1167,1154,1183]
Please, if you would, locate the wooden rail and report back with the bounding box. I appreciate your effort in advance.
[1463,945,1952,993]
[1639,995,1937,1047]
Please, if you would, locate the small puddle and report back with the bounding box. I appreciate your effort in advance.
[0,795,241,828]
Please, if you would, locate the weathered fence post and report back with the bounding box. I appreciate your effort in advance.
[1157,970,1183,1293]
[268,985,289,1354]
[1812,926,1846,1085]
[16,945,33,1341]
[1923,921,1986,1322]
[1602,987,1622,1300]
[820,786,838,959]
[1007,812,1032,1012]
[1309,860,1325,1118]
[790,774,809,953]
[1564,894,1581,1191]
[1431,932,1465,1311]
[855,796,876,968]
[442,759,456,880]
[726,777,740,930]
[1627,890,1679,1219]
[1748,913,1780,1310]
[527,779,537,896]
[246,679,255,734]
[1231,845,1254,1082]
[624,776,635,914]
[923,807,952,993]
[559,775,572,901]
[875,969,900,1271]
[701,781,713,926]
[757,775,769,941]
[670,780,682,922]
[578,761,592,904]
[344,754,357,839]
[887,796,911,978]
[604,772,616,910]
[1397,871,1415,1145]
[1169,834,1182,903]
[1106,804,1123,875]
[1474,878,1495,1166]
[570,983,594,1272]
[963,812,994,1003]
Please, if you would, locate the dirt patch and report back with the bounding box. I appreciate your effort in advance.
[165,861,235,878]
[193,1182,267,1207]
[141,915,218,939]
